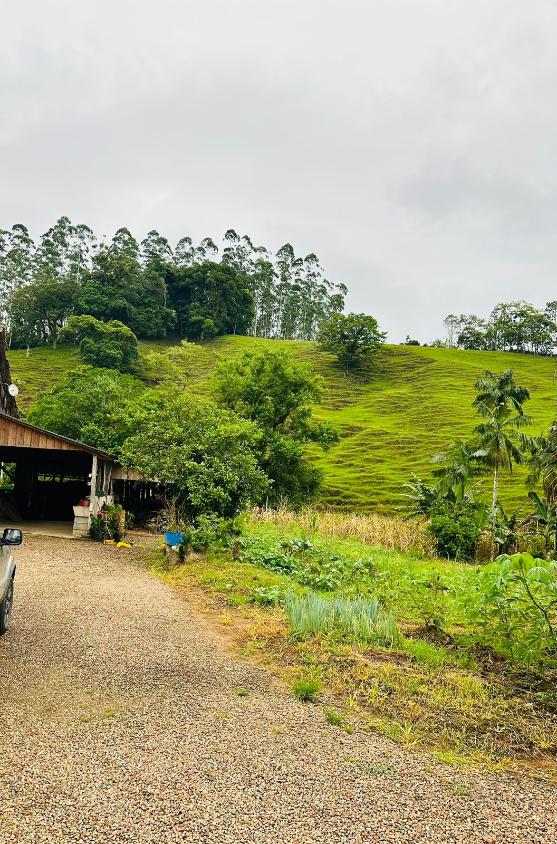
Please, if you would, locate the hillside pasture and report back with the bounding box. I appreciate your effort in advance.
[8,337,557,512]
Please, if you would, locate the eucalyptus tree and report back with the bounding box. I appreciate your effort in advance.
[110,227,140,260]
[174,236,195,267]
[140,229,173,269]
[443,314,460,347]
[37,216,96,283]
[196,237,219,262]
[0,224,36,319]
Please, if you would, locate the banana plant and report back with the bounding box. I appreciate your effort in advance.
[527,491,557,555]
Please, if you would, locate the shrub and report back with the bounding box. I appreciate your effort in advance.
[429,512,479,561]
[472,552,557,669]
[61,315,139,372]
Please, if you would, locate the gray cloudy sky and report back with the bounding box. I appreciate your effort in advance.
[2,0,557,340]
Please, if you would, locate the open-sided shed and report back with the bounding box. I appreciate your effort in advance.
[0,411,146,536]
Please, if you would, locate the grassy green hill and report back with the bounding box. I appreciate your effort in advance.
[7,337,557,513]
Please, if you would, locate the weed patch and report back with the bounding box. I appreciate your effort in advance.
[292,678,321,702]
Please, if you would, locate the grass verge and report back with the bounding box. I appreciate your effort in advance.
[142,531,557,780]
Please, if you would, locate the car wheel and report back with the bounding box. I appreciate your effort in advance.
[0,578,14,635]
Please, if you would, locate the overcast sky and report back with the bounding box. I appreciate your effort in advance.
[2,0,557,341]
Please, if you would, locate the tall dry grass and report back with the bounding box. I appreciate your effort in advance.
[250,506,436,556]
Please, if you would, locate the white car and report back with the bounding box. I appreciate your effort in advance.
[0,528,22,635]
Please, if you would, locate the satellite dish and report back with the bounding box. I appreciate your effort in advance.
[7,384,19,397]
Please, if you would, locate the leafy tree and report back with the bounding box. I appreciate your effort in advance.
[214,350,339,505]
[121,394,269,520]
[447,302,557,356]
[60,315,139,372]
[165,261,254,338]
[318,312,386,375]
[78,247,173,338]
[8,276,77,349]
[27,366,146,452]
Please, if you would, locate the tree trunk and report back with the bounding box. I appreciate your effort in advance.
[0,327,19,418]
[491,461,499,559]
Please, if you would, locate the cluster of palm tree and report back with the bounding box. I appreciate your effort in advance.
[407,369,557,560]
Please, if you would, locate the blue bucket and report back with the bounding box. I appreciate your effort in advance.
[164,530,184,546]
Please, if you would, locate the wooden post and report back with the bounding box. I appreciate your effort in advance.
[90,454,98,516]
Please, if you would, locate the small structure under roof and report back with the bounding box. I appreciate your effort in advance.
[0,411,145,536]
[0,331,153,536]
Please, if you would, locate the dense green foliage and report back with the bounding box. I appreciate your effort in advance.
[214,350,338,505]
[1,217,345,346]
[26,366,146,452]
[120,394,269,520]
[164,261,254,339]
[241,521,557,671]
[445,301,557,355]
[8,276,77,349]
[9,337,557,513]
[317,312,386,374]
[472,553,557,668]
[429,511,481,561]
[60,315,139,372]
[76,241,173,338]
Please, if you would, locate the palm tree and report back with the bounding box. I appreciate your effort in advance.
[471,370,531,555]
[473,411,531,549]
[431,439,479,500]
[473,369,530,418]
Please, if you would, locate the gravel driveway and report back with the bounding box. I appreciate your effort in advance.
[0,536,555,843]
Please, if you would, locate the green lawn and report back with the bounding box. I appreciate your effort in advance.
[8,337,557,513]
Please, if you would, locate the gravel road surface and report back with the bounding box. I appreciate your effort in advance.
[0,536,555,843]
